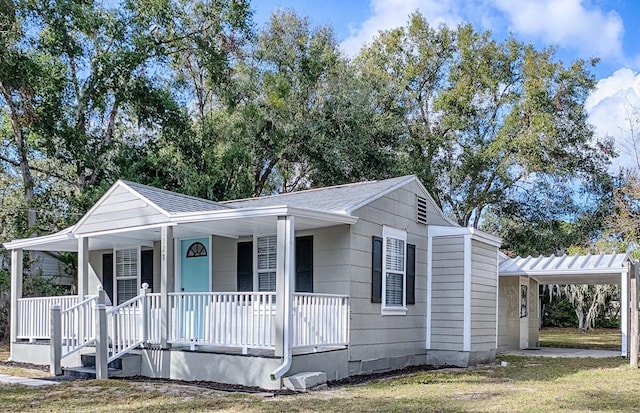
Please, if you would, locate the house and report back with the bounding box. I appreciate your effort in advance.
[4,175,502,390]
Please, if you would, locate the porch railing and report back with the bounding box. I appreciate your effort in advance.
[48,290,349,375]
[166,292,349,350]
[293,293,349,348]
[17,295,78,341]
[167,292,276,350]
[106,293,144,363]
[60,296,98,358]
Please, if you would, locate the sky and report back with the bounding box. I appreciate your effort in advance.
[253,0,640,171]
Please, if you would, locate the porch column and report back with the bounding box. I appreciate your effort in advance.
[9,248,23,344]
[275,216,295,357]
[77,237,89,299]
[160,225,174,348]
[622,269,630,358]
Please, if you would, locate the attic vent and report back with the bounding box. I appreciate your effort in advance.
[416,196,428,225]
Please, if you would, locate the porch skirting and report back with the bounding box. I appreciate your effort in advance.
[9,341,348,390]
[425,349,496,367]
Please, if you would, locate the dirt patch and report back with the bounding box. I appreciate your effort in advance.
[0,360,49,372]
[327,364,452,387]
[119,376,295,395]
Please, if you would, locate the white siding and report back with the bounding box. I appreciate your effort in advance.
[349,180,442,363]
[76,185,167,234]
[210,226,351,295]
[470,239,498,352]
[430,235,464,352]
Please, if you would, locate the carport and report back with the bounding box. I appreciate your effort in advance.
[498,253,638,357]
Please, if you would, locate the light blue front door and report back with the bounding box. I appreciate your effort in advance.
[180,238,210,292]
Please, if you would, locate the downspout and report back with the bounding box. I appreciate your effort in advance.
[270,311,292,380]
[271,215,294,381]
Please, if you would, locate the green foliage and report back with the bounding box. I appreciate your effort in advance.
[358,13,611,228]
[542,298,578,328]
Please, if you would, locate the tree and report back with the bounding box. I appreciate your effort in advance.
[357,13,612,228]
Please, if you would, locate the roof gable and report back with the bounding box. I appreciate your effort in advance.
[74,181,171,235]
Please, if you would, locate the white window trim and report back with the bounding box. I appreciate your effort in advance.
[381,226,407,316]
[253,234,277,292]
[113,246,141,306]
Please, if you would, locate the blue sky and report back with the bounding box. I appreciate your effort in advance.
[253,0,640,171]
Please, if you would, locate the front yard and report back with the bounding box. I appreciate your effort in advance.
[0,341,639,412]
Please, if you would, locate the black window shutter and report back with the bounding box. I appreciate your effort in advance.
[371,236,383,303]
[237,241,253,291]
[406,243,416,305]
[295,236,313,293]
[141,250,153,291]
[102,253,114,303]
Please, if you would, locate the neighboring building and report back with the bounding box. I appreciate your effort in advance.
[5,176,501,390]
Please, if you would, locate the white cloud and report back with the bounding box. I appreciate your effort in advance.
[340,0,464,56]
[585,68,640,171]
[493,0,624,60]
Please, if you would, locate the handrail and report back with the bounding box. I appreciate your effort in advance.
[106,293,145,364]
[60,295,98,359]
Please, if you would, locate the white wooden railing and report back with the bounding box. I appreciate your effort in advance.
[293,293,349,348]
[17,295,78,341]
[146,293,162,345]
[106,287,159,363]
[168,292,276,350]
[60,296,98,358]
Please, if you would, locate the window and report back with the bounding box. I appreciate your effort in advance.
[382,226,407,314]
[256,236,277,291]
[186,242,207,258]
[115,248,139,305]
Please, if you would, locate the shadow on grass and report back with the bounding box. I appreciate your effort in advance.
[564,389,640,412]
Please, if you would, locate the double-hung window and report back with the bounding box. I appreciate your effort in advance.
[256,235,277,291]
[382,226,407,314]
[115,248,140,305]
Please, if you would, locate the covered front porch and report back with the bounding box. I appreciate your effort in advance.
[5,181,356,387]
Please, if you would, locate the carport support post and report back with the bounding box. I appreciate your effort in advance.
[631,264,639,368]
[622,269,630,358]
[160,225,174,348]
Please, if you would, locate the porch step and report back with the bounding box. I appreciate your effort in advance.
[63,353,141,379]
[283,372,327,392]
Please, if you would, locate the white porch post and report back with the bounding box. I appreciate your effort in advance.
[77,237,89,299]
[9,248,23,344]
[160,225,174,348]
[622,268,630,357]
[275,216,295,358]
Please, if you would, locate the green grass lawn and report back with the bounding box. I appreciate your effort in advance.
[539,328,621,350]
[1,341,639,412]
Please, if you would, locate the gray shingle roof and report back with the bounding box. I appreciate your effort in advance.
[223,175,416,213]
[122,181,231,214]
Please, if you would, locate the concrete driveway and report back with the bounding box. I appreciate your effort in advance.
[500,347,622,358]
